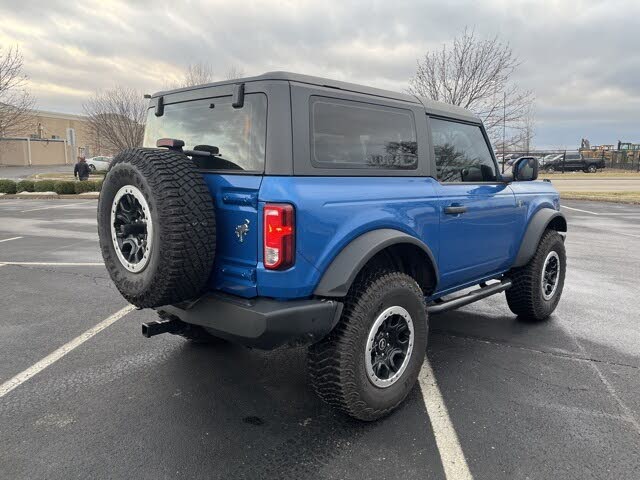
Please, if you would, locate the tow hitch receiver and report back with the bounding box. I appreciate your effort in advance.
[141,318,185,338]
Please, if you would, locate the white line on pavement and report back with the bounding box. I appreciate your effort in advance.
[419,360,473,480]
[617,231,640,239]
[0,305,136,398]
[0,261,104,266]
[0,236,23,243]
[21,203,85,213]
[562,205,599,215]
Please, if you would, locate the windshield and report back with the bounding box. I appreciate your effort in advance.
[143,93,267,172]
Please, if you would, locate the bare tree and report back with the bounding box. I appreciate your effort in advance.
[180,62,216,87]
[224,65,245,80]
[173,62,246,88]
[83,86,146,154]
[517,105,535,153]
[408,28,533,145]
[0,46,35,138]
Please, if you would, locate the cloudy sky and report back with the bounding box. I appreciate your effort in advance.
[0,0,638,148]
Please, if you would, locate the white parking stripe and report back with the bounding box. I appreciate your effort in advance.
[561,205,599,215]
[0,305,135,398]
[0,262,104,266]
[0,236,23,243]
[616,231,640,239]
[419,360,473,480]
[21,203,85,213]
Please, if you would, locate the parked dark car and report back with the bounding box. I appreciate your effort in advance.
[544,153,605,173]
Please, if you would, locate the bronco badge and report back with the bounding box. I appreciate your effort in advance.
[235,219,250,243]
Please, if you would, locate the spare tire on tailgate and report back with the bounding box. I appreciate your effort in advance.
[97,148,216,308]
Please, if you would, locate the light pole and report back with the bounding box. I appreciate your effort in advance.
[502,91,506,173]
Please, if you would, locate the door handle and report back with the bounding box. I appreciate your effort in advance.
[444,205,467,215]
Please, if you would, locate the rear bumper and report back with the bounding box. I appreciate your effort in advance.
[158,292,343,350]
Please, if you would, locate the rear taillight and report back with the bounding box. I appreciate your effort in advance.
[263,203,295,270]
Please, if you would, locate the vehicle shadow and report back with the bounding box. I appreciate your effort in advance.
[105,302,637,480]
[154,340,446,480]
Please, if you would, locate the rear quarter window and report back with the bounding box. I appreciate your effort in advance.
[310,97,417,170]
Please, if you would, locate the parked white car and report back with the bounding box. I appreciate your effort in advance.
[86,156,113,172]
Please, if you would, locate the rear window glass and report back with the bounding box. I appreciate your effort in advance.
[143,93,267,172]
[310,97,417,170]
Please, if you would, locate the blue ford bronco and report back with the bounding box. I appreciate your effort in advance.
[97,72,567,421]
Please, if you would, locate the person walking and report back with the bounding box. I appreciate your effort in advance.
[74,156,90,181]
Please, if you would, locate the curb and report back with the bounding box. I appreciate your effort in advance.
[0,193,100,200]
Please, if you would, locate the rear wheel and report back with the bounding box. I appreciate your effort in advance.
[97,148,216,308]
[586,164,597,173]
[506,230,566,321]
[308,271,428,421]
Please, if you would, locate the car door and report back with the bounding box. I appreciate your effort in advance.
[564,153,581,171]
[428,116,520,293]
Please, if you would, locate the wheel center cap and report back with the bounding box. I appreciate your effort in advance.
[378,338,387,350]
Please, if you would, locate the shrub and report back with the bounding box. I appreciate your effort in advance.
[34,180,57,192]
[95,179,103,191]
[0,179,17,194]
[54,181,76,195]
[16,180,35,193]
[75,180,99,194]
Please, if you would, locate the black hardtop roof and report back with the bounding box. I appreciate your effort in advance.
[153,71,481,123]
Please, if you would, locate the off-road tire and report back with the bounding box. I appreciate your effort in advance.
[98,148,216,308]
[506,229,566,321]
[308,271,428,421]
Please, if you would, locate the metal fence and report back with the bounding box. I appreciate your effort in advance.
[498,149,640,173]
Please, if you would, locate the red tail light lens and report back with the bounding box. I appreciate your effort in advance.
[264,203,295,270]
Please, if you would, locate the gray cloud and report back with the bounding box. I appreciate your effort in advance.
[0,0,637,147]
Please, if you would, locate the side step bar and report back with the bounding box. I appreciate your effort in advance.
[427,279,512,314]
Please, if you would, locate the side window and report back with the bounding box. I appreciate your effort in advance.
[310,96,417,170]
[430,117,498,182]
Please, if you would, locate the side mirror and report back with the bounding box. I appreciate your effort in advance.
[513,157,539,181]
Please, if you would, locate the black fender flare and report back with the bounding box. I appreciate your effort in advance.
[313,229,439,297]
[513,208,567,267]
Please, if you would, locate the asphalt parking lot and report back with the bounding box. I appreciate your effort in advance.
[0,198,639,479]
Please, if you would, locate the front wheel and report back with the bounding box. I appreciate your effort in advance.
[506,230,566,321]
[308,271,428,421]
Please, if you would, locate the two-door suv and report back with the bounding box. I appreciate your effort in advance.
[97,72,567,421]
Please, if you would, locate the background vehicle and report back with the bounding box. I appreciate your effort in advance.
[539,153,563,167]
[86,156,112,172]
[96,72,567,421]
[544,152,605,173]
[506,155,537,167]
